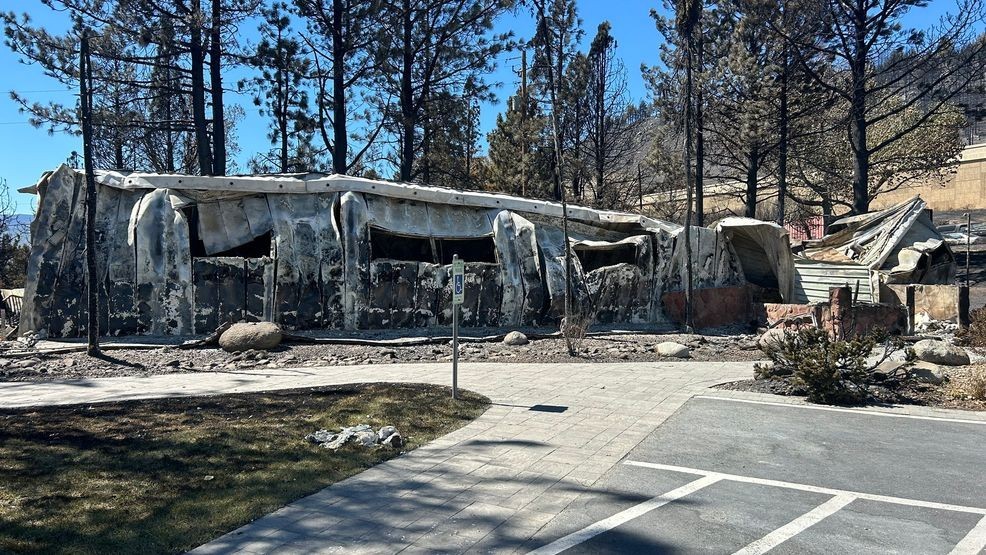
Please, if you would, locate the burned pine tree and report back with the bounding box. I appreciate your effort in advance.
[240,2,319,173]
[373,0,512,183]
[2,0,259,176]
[294,0,383,174]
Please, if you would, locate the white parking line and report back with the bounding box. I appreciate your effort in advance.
[731,494,856,555]
[694,395,986,425]
[527,460,986,554]
[624,461,986,515]
[526,475,722,555]
[950,515,986,555]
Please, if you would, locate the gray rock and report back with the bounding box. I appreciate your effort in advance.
[17,332,39,348]
[912,340,970,366]
[382,433,404,449]
[378,426,398,441]
[323,434,351,450]
[352,430,379,447]
[218,322,283,353]
[306,429,337,444]
[503,331,529,346]
[656,341,690,358]
[909,362,947,385]
[678,334,706,345]
[315,424,375,449]
[870,360,909,381]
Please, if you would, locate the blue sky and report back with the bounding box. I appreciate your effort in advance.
[0,0,957,213]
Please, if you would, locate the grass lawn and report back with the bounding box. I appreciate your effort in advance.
[0,383,489,554]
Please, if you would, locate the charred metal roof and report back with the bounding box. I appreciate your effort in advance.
[22,168,682,235]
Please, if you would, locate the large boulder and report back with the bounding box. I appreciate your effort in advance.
[908,362,947,385]
[758,328,789,351]
[656,341,690,358]
[352,430,379,448]
[382,433,404,449]
[869,359,908,382]
[912,339,970,366]
[378,426,398,442]
[503,331,529,346]
[218,322,283,353]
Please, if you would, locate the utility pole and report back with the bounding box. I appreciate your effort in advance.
[80,30,100,357]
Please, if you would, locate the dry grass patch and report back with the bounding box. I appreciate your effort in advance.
[0,383,488,554]
[948,365,986,405]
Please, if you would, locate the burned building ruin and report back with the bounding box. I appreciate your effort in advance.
[19,166,757,338]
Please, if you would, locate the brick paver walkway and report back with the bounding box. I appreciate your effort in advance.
[0,361,755,553]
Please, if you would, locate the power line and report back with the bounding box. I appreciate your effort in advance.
[6,89,75,94]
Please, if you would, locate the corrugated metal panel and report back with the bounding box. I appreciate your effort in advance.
[793,260,874,304]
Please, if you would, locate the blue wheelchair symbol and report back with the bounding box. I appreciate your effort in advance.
[454,274,464,294]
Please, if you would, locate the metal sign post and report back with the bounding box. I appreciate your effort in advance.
[966,213,972,289]
[451,255,465,400]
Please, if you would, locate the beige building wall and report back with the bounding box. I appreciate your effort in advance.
[872,144,986,213]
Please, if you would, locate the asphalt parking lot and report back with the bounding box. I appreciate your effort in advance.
[526,396,986,554]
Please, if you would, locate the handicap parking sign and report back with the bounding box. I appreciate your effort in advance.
[452,258,465,305]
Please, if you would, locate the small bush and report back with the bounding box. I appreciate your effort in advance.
[561,314,591,355]
[758,327,901,405]
[956,307,986,348]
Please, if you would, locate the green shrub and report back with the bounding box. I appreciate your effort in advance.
[758,327,901,405]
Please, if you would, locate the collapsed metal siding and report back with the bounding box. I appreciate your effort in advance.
[20,166,748,338]
[792,260,875,304]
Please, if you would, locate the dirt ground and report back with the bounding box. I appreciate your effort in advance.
[0,329,765,382]
[717,361,986,412]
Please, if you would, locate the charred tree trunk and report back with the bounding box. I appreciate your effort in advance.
[849,2,869,215]
[279,69,289,172]
[399,0,415,182]
[210,0,226,176]
[421,112,432,184]
[745,145,760,218]
[80,31,100,356]
[190,0,213,175]
[682,38,695,332]
[331,0,348,174]
[594,54,605,198]
[553,23,567,202]
[114,140,124,169]
[776,52,789,226]
[694,32,704,227]
[534,5,575,354]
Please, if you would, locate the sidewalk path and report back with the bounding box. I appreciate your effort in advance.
[0,361,755,553]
